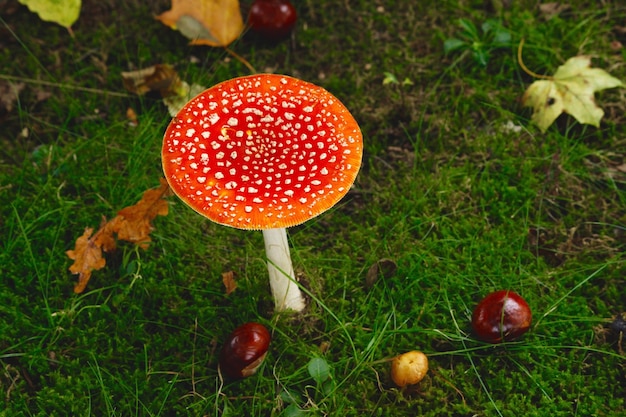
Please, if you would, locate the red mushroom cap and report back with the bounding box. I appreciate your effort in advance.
[162,74,362,230]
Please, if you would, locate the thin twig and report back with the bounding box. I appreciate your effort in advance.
[0,74,131,97]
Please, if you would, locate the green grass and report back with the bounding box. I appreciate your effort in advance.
[1,0,625,416]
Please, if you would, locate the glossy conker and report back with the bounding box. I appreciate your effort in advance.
[247,0,297,40]
[219,322,271,379]
[390,350,429,388]
[471,290,532,343]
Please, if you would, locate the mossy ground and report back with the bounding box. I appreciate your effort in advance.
[1,0,625,416]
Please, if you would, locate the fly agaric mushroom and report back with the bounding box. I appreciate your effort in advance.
[162,74,362,312]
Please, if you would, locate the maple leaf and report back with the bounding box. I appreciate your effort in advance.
[522,56,623,132]
[67,180,172,293]
[156,0,244,47]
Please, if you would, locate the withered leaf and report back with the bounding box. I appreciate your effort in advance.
[0,81,25,113]
[163,82,206,117]
[121,65,206,116]
[538,2,571,20]
[67,180,172,293]
[365,258,398,289]
[113,179,171,249]
[66,227,107,293]
[156,0,244,47]
[95,217,118,252]
[126,107,139,127]
[222,271,237,295]
[522,56,623,132]
[121,64,184,97]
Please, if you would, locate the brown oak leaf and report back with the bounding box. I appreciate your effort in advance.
[66,227,108,293]
[67,179,172,293]
[113,180,171,248]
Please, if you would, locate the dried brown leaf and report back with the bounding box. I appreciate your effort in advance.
[121,64,183,97]
[66,227,108,293]
[0,81,24,113]
[222,271,237,295]
[113,179,171,248]
[67,180,172,293]
[538,2,570,20]
[126,107,139,127]
[365,258,398,289]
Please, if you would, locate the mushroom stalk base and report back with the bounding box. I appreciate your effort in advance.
[262,228,306,312]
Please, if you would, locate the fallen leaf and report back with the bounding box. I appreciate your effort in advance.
[163,82,206,116]
[610,40,623,52]
[522,56,623,132]
[365,258,398,289]
[126,107,139,127]
[35,89,53,103]
[538,3,571,20]
[96,217,119,252]
[121,64,184,97]
[18,0,81,29]
[156,0,244,47]
[121,65,206,116]
[113,179,171,248]
[222,271,237,295]
[67,180,172,293]
[66,227,107,293]
[0,81,25,113]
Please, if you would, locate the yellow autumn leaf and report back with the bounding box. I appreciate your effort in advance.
[156,0,244,47]
[18,0,81,29]
[522,56,623,132]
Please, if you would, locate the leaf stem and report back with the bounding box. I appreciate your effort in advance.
[224,47,257,74]
[517,39,552,80]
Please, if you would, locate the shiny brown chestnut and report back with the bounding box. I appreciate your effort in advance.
[219,322,271,379]
[248,0,297,40]
[471,290,532,343]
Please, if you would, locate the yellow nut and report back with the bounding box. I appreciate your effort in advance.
[390,350,429,387]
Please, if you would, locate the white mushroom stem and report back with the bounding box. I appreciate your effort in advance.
[262,228,306,312]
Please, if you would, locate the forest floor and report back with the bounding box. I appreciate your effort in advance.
[1,1,625,416]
